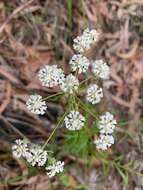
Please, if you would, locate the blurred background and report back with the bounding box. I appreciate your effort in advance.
[0,0,143,189]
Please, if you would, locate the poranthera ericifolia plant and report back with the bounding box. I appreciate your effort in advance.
[12,28,117,178]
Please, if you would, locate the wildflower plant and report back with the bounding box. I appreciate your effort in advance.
[12,28,117,178]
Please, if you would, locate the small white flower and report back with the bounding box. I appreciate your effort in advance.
[92,59,110,80]
[98,112,117,134]
[38,65,65,87]
[61,74,79,94]
[86,84,103,104]
[46,161,64,178]
[64,110,85,131]
[94,134,114,150]
[12,139,28,158]
[73,28,99,53]
[25,146,48,166]
[69,54,90,73]
[26,94,47,115]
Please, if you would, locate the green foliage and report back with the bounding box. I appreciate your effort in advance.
[63,129,92,157]
[60,173,86,189]
[1,175,27,187]
[62,97,100,159]
[60,174,71,187]
[102,162,111,177]
[76,185,86,190]
[115,166,129,187]
[112,157,133,187]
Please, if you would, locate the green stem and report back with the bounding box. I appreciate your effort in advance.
[42,92,64,101]
[42,112,67,149]
[79,76,94,87]
[72,94,78,109]
[75,96,98,120]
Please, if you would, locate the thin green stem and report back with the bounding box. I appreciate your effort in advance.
[42,92,64,101]
[79,76,94,86]
[72,94,78,109]
[75,96,98,119]
[68,94,74,110]
[71,95,74,110]
[42,112,67,149]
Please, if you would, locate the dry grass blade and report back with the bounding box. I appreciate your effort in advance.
[0,0,34,34]
[0,82,11,114]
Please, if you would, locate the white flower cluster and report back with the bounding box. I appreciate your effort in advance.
[38,65,65,87]
[92,59,110,80]
[73,28,99,53]
[26,146,48,166]
[64,110,85,131]
[69,54,90,74]
[26,29,110,115]
[86,84,103,104]
[12,139,64,177]
[12,139,48,166]
[61,74,79,94]
[46,161,64,178]
[94,112,117,150]
[26,95,47,115]
[38,65,80,94]
[21,27,116,179]
[94,134,114,150]
[12,139,28,158]
[98,112,117,134]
